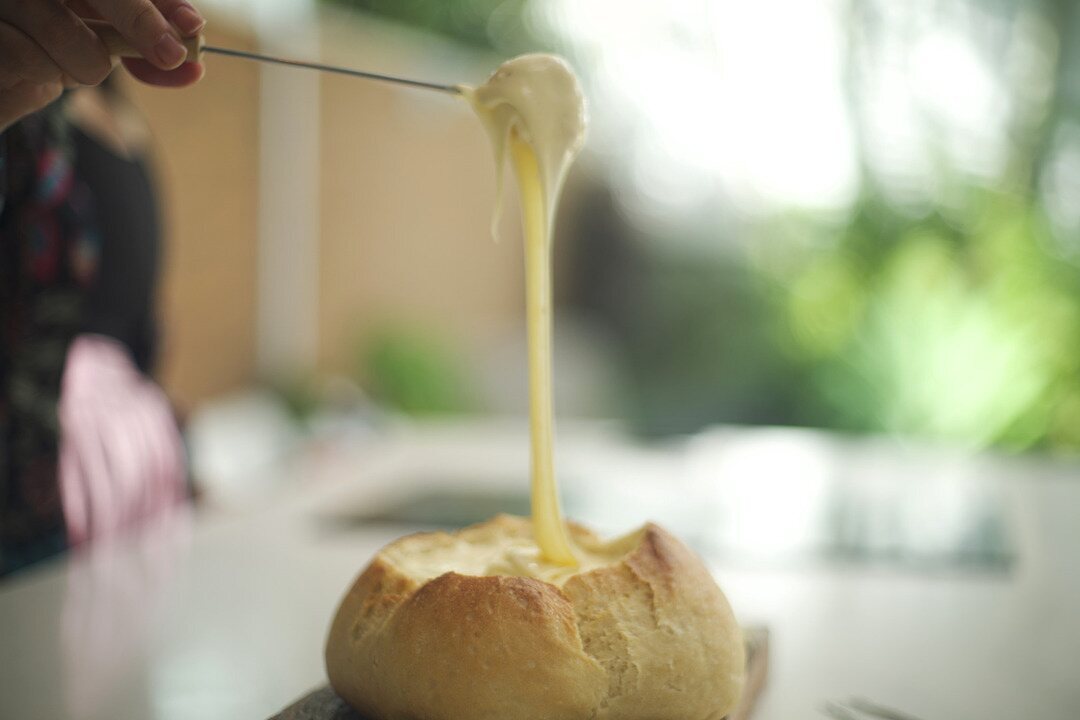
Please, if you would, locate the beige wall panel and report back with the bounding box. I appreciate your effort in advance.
[316,16,524,378]
[125,23,261,410]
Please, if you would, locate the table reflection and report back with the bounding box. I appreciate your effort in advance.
[61,506,192,720]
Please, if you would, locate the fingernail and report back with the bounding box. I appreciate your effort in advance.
[171,4,206,36]
[155,33,187,68]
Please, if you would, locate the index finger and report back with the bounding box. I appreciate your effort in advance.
[84,0,189,70]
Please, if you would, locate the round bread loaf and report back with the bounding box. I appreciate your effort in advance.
[325,515,744,720]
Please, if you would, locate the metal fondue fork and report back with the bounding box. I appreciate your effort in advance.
[87,20,462,95]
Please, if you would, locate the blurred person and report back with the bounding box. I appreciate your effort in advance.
[0,0,207,575]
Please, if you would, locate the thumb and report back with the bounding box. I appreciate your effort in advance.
[0,81,64,133]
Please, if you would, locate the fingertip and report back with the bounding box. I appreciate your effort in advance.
[170,5,206,37]
[184,61,205,86]
[122,58,204,87]
[76,51,116,87]
[94,0,188,72]
[154,33,189,70]
[39,80,65,102]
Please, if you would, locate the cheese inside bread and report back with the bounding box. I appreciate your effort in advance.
[380,511,639,585]
[326,515,745,720]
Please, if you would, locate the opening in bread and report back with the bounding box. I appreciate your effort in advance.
[380,514,644,587]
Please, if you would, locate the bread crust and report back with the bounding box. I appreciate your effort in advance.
[326,516,744,720]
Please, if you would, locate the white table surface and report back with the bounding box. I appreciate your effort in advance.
[1,421,1078,720]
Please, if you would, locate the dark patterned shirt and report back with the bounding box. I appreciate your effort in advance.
[0,104,102,575]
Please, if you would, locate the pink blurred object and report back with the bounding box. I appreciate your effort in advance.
[58,334,188,545]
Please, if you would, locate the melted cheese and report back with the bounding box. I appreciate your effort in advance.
[382,517,643,587]
[388,533,608,586]
[460,55,587,566]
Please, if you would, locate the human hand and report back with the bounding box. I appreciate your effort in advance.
[1,0,206,131]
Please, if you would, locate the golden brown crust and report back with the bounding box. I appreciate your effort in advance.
[325,516,743,720]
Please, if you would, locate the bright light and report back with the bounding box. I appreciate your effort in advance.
[536,0,859,225]
[686,430,834,557]
[534,0,1018,229]
[910,28,1009,179]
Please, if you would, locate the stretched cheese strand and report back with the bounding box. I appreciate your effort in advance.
[512,132,573,564]
[461,55,587,565]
